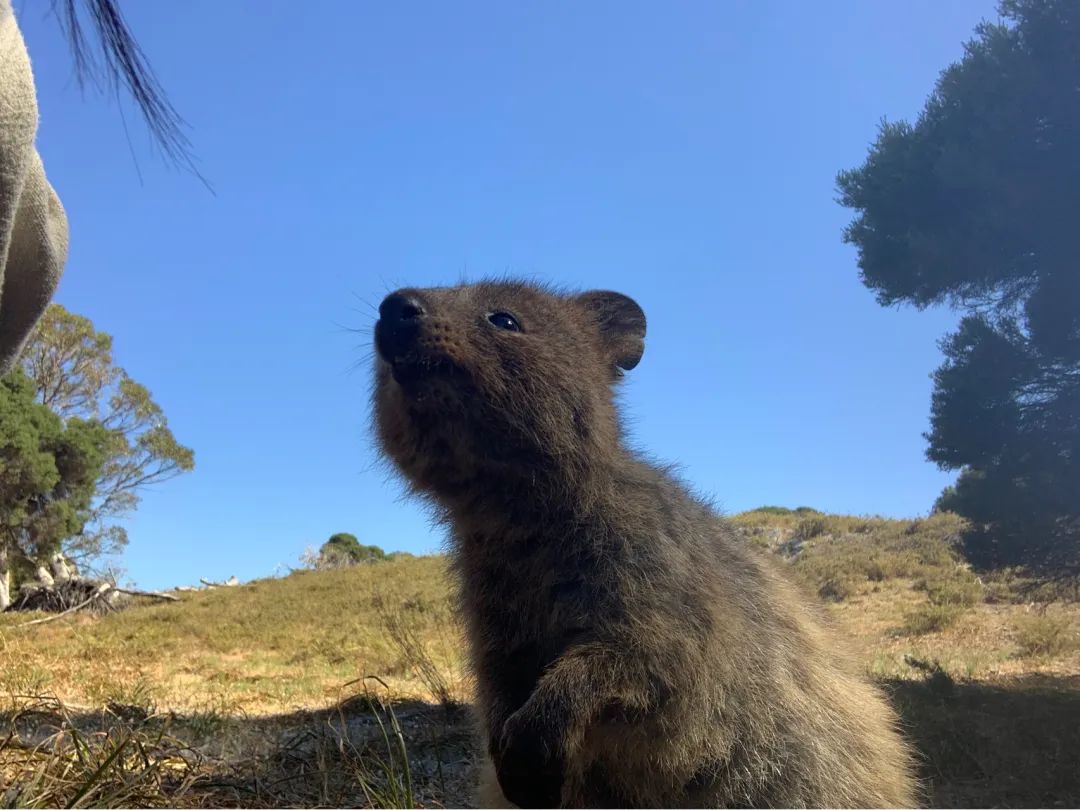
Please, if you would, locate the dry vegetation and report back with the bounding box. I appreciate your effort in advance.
[2,510,1078,807]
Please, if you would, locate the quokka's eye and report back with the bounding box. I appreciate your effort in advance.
[487,311,522,332]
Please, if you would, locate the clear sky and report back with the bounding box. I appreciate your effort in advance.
[18,0,996,590]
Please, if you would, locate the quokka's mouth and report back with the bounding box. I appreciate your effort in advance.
[386,353,459,389]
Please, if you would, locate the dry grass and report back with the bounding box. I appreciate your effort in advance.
[0,685,474,808]
[1,555,475,807]
[2,512,1079,807]
[0,697,205,808]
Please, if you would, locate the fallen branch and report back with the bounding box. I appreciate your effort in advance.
[113,587,180,602]
[14,582,112,628]
[3,578,179,621]
[199,576,239,588]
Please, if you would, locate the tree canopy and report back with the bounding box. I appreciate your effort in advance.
[0,370,108,605]
[837,0,1079,568]
[16,304,194,570]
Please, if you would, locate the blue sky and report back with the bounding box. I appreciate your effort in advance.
[19,1,995,590]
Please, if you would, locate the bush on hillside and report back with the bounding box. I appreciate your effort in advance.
[902,603,966,635]
[303,534,390,570]
[1014,611,1078,657]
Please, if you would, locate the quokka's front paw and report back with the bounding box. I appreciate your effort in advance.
[492,707,566,808]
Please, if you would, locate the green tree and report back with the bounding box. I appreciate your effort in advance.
[18,305,194,569]
[0,371,108,607]
[837,0,1080,568]
[318,533,387,567]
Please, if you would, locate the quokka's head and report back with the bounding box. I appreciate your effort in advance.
[372,280,646,500]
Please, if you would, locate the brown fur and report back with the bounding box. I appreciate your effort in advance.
[372,280,917,808]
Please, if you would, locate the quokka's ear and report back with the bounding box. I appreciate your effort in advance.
[575,290,647,371]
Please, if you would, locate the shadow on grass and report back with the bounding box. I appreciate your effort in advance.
[886,673,1080,808]
[0,695,477,808]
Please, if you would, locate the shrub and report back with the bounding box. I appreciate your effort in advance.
[818,577,857,602]
[981,576,1017,604]
[745,509,970,598]
[795,517,829,541]
[865,558,888,582]
[902,603,965,635]
[919,575,983,608]
[314,534,388,569]
[1014,612,1078,657]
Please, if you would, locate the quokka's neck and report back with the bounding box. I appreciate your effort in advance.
[440,448,645,542]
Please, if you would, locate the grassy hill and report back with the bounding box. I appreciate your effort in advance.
[3,555,463,715]
[1,510,1078,807]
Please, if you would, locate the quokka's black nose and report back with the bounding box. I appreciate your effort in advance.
[375,291,426,361]
[379,292,425,324]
